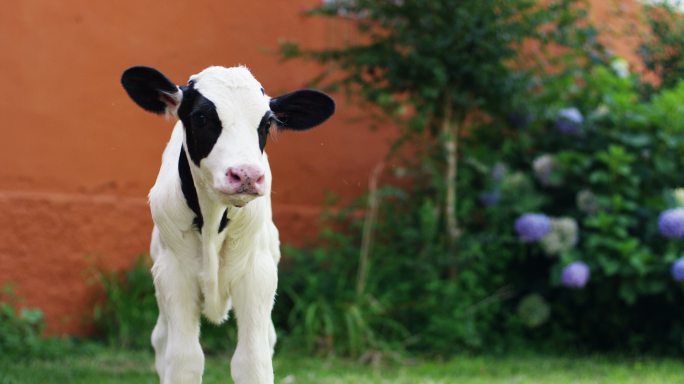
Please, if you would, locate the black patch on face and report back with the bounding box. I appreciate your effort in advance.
[177,82,223,166]
[257,111,273,152]
[179,147,230,234]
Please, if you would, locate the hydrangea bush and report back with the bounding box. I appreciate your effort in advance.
[352,62,684,353]
[461,63,684,352]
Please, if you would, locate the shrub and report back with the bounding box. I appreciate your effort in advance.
[0,285,72,358]
[93,257,157,349]
[491,64,684,353]
[273,195,410,357]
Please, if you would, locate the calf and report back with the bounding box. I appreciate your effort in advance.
[120,65,334,384]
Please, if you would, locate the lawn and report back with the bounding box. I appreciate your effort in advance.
[2,348,684,384]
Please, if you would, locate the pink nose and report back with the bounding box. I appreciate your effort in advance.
[226,165,265,195]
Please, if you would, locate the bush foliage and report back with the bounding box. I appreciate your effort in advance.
[273,0,684,357]
[0,285,72,358]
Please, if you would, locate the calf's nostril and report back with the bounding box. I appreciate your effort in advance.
[256,175,265,185]
[228,169,242,183]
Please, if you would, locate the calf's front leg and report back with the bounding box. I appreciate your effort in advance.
[230,254,278,384]
[153,255,205,384]
[151,313,168,382]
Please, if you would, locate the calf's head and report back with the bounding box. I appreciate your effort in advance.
[121,66,334,207]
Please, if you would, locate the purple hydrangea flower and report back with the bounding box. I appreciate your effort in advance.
[515,213,552,242]
[479,191,500,207]
[658,208,684,238]
[555,107,583,135]
[561,261,590,288]
[672,258,684,282]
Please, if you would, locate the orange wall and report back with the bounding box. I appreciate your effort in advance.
[0,0,644,334]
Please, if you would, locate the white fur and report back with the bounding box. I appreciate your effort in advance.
[149,66,281,384]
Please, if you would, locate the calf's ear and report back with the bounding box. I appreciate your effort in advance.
[270,90,335,130]
[121,66,182,116]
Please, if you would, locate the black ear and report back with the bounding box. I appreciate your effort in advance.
[269,90,335,130]
[121,66,182,115]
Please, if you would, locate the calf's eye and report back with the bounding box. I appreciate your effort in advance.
[258,118,272,152]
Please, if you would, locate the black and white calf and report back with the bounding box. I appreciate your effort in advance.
[121,66,334,384]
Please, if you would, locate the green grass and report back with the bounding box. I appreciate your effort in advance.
[2,348,684,383]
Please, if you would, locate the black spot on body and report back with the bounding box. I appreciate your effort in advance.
[178,147,203,231]
[218,210,229,233]
[177,83,223,166]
